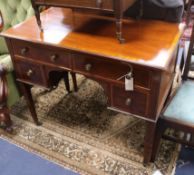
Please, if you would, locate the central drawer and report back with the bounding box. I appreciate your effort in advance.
[72,53,151,88]
[12,40,71,69]
[38,0,114,10]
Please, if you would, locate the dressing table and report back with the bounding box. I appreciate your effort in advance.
[31,0,137,43]
[1,8,183,164]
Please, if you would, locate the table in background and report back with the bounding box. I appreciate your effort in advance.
[31,0,137,43]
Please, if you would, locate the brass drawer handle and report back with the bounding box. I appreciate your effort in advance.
[50,54,58,62]
[26,69,33,77]
[85,63,92,71]
[125,98,132,106]
[96,0,102,8]
[21,47,28,55]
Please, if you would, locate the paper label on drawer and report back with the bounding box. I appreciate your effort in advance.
[125,77,134,91]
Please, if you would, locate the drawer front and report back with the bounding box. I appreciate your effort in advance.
[112,85,148,116]
[73,53,150,88]
[14,59,46,86]
[41,0,114,10]
[12,40,71,68]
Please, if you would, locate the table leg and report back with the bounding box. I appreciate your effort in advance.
[115,8,125,44]
[151,119,166,162]
[31,1,42,31]
[115,18,125,44]
[144,121,157,165]
[19,83,42,126]
[64,72,70,93]
[71,72,78,92]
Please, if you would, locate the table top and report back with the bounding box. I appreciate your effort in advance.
[1,7,184,70]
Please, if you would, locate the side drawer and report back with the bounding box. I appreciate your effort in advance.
[111,85,148,117]
[12,40,71,69]
[14,59,46,86]
[72,53,150,88]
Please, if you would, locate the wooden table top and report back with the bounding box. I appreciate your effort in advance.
[1,7,184,70]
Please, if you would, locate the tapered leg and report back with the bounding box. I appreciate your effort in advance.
[64,72,70,93]
[19,83,41,125]
[180,50,185,72]
[114,1,125,44]
[151,119,166,162]
[71,73,78,92]
[64,72,77,93]
[116,18,125,44]
[31,1,43,31]
[143,121,157,165]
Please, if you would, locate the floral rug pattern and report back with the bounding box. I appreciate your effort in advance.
[0,76,179,175]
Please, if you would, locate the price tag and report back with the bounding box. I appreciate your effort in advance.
[125,74,134,91]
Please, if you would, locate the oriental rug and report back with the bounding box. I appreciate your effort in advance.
[0,75,179,175]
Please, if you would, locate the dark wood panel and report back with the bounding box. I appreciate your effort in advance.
[111,85,148,117]
[35,0,137,11]
[14,58,46,86]
[38,0,114,10]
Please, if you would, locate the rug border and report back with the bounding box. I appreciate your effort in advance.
[0,134,92,175]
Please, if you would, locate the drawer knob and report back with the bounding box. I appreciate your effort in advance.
[85,63,92,72]
[21,47,28,55]
[125,98,132,106]
[26,69,33,77]
[96,0,102,8]
[50,54,58,62]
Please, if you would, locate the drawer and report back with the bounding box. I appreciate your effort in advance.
[14,59,46,86]
[39,0,114,10]
[12,40,71,69]
[111,85,148,116]
[73,53,150,88]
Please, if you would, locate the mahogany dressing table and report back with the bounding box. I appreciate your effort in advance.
[1,8,183,164]
[31,0,137,43]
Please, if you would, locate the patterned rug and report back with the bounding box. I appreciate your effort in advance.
[0,75,179,175]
